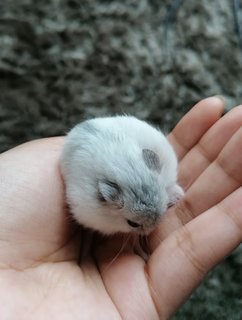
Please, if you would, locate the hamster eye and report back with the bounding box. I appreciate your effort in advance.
[127,219,141,228]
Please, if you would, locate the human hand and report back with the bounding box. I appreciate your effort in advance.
[1,97,242,319]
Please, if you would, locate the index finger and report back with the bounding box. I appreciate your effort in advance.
[168,96,225,160]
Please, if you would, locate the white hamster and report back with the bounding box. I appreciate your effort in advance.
[60,116,183,235]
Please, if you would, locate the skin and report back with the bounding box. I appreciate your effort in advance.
[0,96,242,319]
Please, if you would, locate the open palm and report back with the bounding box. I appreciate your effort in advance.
[1,97,242,320]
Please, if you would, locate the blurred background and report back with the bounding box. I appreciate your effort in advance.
[1,0,242,318]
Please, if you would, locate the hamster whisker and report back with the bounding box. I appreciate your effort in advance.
[103,234,132,274]
[135,235,150,261]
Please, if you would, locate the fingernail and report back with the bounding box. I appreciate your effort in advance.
[214,95,226,105]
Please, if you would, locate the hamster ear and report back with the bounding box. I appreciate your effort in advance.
[142,149,161,172]
[98,180,124,208]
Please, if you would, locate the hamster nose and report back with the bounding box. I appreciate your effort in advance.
[127,219,141,228]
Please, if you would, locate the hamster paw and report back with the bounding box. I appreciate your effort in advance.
[167,184,184,208]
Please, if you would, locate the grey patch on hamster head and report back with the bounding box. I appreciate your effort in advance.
[81,120,99,135]
[142,149,161,172]
[98,180,124,208]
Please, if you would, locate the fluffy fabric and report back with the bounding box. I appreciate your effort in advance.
[1,1,242,318]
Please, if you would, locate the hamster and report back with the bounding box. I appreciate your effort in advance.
[60,116,183,235]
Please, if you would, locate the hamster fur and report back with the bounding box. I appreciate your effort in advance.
[60,116,183,235]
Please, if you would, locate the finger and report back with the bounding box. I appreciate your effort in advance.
[151,126,242,245]
[0,138,64,237]
[179,105,242,190]
[168,96,225,161]
[175,126,242,225]
[147,187,242,319]
[0,138,77,267]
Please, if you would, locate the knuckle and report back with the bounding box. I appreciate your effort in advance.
[174,197,197,226]
[216,155,242,186]
[196,142,213,164]
[217,202,242,234]
[175,225,206,276]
